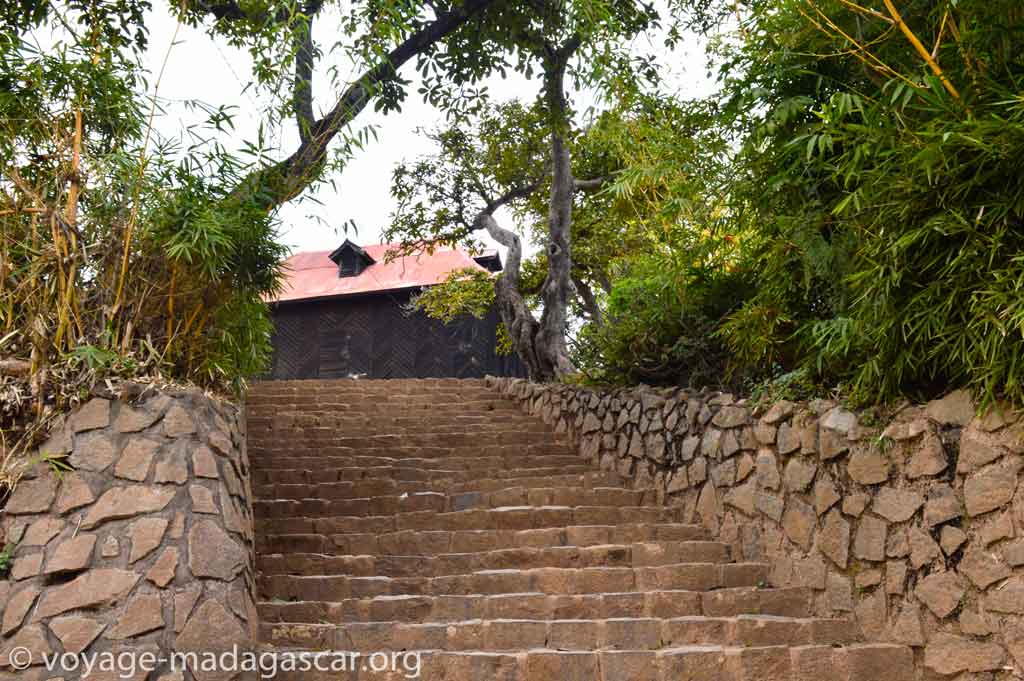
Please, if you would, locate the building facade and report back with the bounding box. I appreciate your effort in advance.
[265,240,524,380]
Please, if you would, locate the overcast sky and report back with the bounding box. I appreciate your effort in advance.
[141,3,718,257]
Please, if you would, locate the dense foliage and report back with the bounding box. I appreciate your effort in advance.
[565,0,1024,406]
[0,2,285,449]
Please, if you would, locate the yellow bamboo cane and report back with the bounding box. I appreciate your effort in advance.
[881,0,961,100]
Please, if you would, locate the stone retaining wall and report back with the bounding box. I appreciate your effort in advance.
[0,388,255,680]
[488,377,1024,678]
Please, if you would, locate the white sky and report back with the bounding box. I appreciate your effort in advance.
[141,2,718,257]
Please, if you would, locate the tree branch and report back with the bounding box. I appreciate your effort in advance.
[229,0,499,210]
[573,176,608,192]
[292,12,316,144]
[573,274,604,328]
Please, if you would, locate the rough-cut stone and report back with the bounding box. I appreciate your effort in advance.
[0,624,53,667]
[960,608,994,636]
[128,517,168,563]
[979,510,1014,545]
[34,569,140,619]
[781,497,816,550]
[964,458,1020,516]
[853,515,887,562]
[905,431,948,479]
[908,526,941,568]
[114,438,160,481]
[886,526,910,558]
[145,547,179,588]
[44,534,96,574]
[190,484,219,514]
[872,487,924,523]
[847,446,890,484]
[710,458,736,487]
[761,400,794,425]
[163,403,196,437]
[889,603,925,646]
[854,587,887,641]
[1006,621,1024,673]
[174,584,203,632]
[923,633,1004,675]
[735,453,754,482]
[753,421,776,445]
[755,492,785,522]
[102,536,120,558]
[915,571,965,618]
[818,428,849,460]
[958,424,1007,473]
[923,484,961,527]
[776,423,800,454]
[188,519,247,581]
[755,451,780,490]
[54,472,97,514]
[154,453,188,485]
[826,571,853,611]
[817,509,851,568]
[822,407,858,435]
[813,473,840,515]
[939,526,967,555]
[696,482,720,534]
[22,517,64,546]
[11,552,43,580]
[174,600,248,668]
[3,586,40,634]
[81,486,175,529]
[69,431,118,472]
[985,575,1024,614]
[712,405,747,428]
[5,475,59,514]
[48,615,106,653]
[107,591,164,639]
[958,544,1011,588]
[1003,538,1024,567]
[855,568,882,588]
[886,560,907,595]
[208,429,233,456]
[924,389,975,426]
[723,480,755,515]
[71,398,111,432]
[841,491,871,517]
[783,458,817,492]
[114,404,162,433]
[192,445,219,479]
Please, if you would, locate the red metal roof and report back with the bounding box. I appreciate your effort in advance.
[271,243,495,304]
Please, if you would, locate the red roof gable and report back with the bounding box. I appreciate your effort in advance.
[271,243,495,304]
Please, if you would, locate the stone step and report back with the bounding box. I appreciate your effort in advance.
[253,486,658,515]
[259,562,770,601]
[248,413,554,431]
[258,586,814,625]
[253,503,689,530]
[251,455,586,475]
[257,541,733,577]
[251,469,624,491]
[256,523,708,554]
[260,643,916,681]
[261,614,859,653]
[249,430,558,449]
[247,394,514,408]
[249,447,575,465]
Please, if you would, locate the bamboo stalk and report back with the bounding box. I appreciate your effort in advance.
[881,0,960,99]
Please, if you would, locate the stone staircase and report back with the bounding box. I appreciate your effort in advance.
[247,378,913,680]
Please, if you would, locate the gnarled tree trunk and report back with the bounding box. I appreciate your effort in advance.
[471,37,580,382]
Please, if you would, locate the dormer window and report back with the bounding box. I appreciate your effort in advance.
[328,239,375,278]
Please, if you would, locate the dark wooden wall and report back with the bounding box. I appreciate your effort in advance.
[267,290,526,380]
